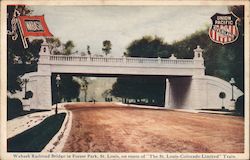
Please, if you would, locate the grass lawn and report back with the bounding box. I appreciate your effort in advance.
[7,113,66,152]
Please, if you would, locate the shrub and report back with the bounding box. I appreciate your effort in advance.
[7,98,23,120]
[235,95,244,116]
[24,91,33,99]
[76,97,80,102]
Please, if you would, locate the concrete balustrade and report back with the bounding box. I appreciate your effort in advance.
[43,54,197,66]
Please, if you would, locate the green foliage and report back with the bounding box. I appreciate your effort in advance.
[111,6,244,106]
[102,40,112,56]
[112,36,171,106]
[46,37,62,55]
[8,113,66,152]
[172,30,233,80]
[171,28,243,90]
[8,5,79,106]
[87,45,91,55]
[24,90,33,99]
[112,76,166,106]
[63,40,75,55]
[52,74,81,103]
[7,98,23,120]
[81,77,89,102]
[102,89,112,98]
[171,6,244,90]
[235,95,244,116]
[7,97,48,120]
[127,35,171,58]
[47,38,75,55]
[7,6,43,93]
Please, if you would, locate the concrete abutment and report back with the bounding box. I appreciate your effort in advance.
[165,76,243,110]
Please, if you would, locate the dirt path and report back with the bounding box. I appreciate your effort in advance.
[62,102,244,153]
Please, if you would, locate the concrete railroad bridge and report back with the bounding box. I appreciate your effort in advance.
[22,42,243,110]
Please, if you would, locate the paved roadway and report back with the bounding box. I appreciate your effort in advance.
[62,102,244,153]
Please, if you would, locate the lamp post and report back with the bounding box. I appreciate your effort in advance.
[23,79,29,99]
[55,74,61,115]
[229,78,236,101]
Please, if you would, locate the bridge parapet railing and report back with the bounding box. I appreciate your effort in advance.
[161,59,194,65]
[126,57,159,64]
[40,55,201,66]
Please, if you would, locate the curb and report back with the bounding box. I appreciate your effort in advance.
[115,102,233,115]
[115,102,168,110]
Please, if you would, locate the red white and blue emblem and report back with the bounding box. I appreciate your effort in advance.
[209,12,239,45]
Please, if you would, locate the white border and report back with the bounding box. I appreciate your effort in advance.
[1,0,249,160]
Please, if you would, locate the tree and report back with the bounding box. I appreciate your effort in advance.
[47,38,76,56]
[47,39,81,103]
[46,37,62,55]
[127,36,171,58]
[63,40,75,55]
[171,6,244,91]
[171,29,231,78]
[7,5,43,93]
[81,77,89,102]
[235,95,244,116]
[60,75,80,102]
[7,6,81,105]
[111,36,171,106]
[102,89,112,99]
[123,52,128,57]
[112,75,166,106]
[49,39,80,103]
[87,45,91,56]
[102,40,112,56]
[111,5,245,106]
[51,74,81,103]
[227,6,244,91]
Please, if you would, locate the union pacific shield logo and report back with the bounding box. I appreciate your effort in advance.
[209,13,239,45]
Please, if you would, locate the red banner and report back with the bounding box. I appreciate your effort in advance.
[18,15,53,37]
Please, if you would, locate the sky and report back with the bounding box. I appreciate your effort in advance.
[31,5,228,57]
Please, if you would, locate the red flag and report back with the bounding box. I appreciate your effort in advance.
[18,15,53,37]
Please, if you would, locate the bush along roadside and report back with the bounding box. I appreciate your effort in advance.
[7,113,66,152]
[7,98,23,120]
[7,97,49,120]
[235,95,244,117]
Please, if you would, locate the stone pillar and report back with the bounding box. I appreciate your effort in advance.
[27,41,53,110]
[157,57,161,64]
[38,41,51,64]
[29,74,52,110]
[193,45,205,76]
[164,78,170,108]
[188,77,207,109]
[123,56,127,63]
[169,54,177,60]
